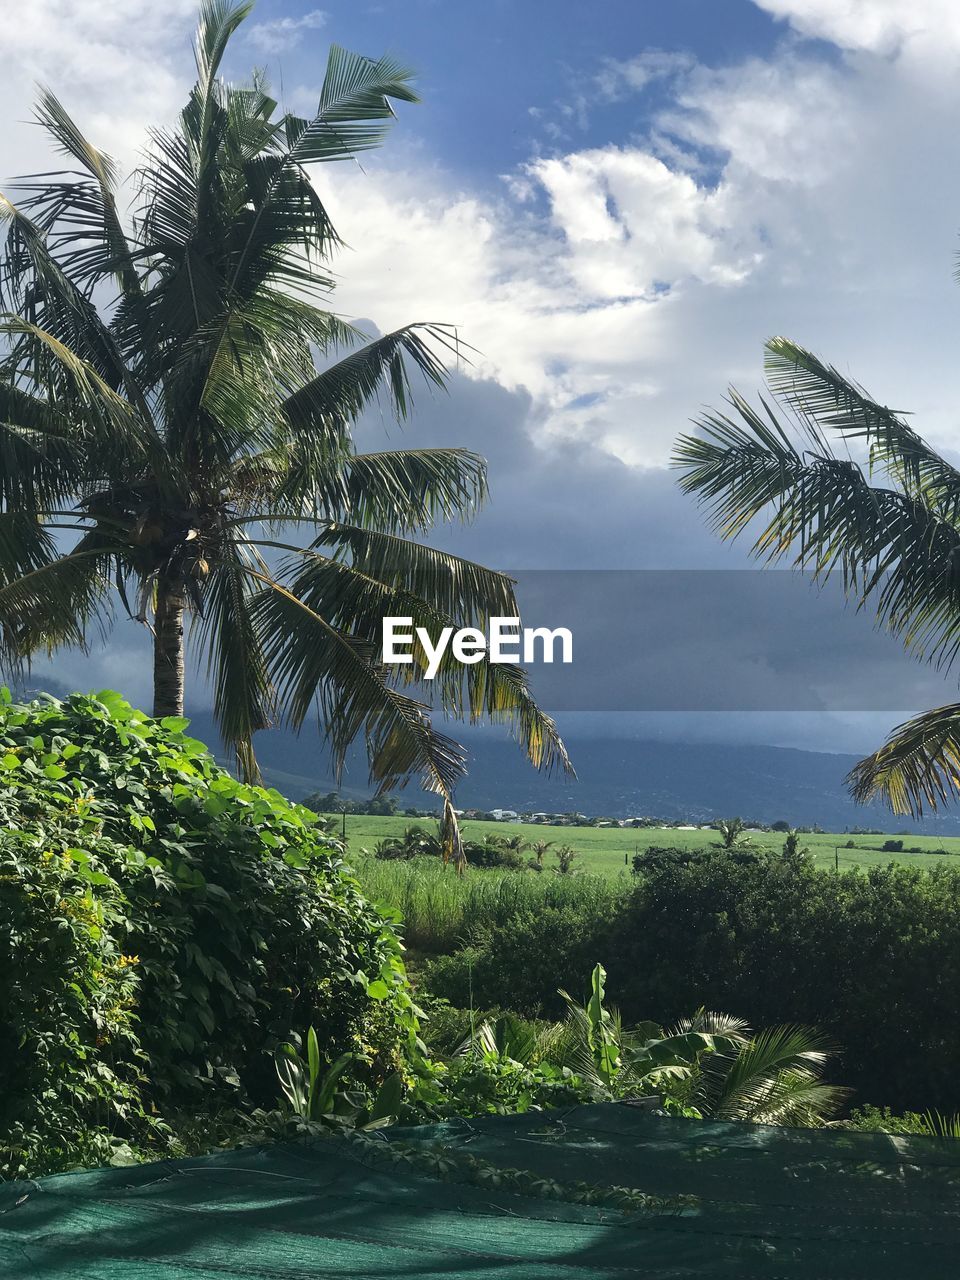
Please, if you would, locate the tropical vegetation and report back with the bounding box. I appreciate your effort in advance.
[4,0,959,1191]
[0,689,414,1176]
[674,333,960,818]
[0,0,568,855]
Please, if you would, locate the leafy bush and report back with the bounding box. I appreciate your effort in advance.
[846,1105,960,1137]
[0,690,415,1175]
[422,966,843,1127]
[424,902,611,1015]
[416,850,960,1111]
[602,853,960,1109]
[0,829,151,1175]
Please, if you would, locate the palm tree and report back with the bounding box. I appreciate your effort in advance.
[0,2,570,843]
[502,833,529,854]
[553,844,578,874]
[674,335,960,817]
[714,816,753,850]
[671,1011,846,1125]
[531,837,553,866]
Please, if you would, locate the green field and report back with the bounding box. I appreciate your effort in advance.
[338,813,960,876]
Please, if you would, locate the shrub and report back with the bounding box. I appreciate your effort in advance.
[605,853,960,1111]
[0,828,150,1175]
[0,690,415,1174]
[415,851,960,1111]
[424,902,613,1017]
[881,839,904,853]
[463,838,526,870]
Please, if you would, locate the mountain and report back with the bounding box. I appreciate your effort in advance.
[13,679,952,832]
[183,716,958,835]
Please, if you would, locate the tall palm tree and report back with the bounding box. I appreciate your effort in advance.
[674,335,960,817]
[0,1,571,842]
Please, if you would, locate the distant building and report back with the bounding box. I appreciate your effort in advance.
[490,808,519,821]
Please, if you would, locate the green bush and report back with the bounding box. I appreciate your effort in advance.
[424,902,612,1016]
[416,850,960,1112]
[604,853,960,1110]
[0,828,150,1175]
[0,689,415,1175]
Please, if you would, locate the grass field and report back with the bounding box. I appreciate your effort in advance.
[337,813,960,876]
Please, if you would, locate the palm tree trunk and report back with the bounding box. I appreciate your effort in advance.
[153,576,186,718]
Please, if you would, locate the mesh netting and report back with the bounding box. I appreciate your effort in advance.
[3,1103,960,1278]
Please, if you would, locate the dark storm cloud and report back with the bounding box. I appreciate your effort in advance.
[352,367,739,570]
[37,368,960,756]
[356,369,960,720]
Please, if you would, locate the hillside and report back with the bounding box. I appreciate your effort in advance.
[186,717,960,835]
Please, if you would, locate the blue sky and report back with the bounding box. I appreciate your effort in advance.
[5,0,960,757]
[240,0,784,182]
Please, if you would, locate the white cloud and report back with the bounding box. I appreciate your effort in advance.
[0,0,195,177]
[247,8,326,55]
[3,1,960,513]
[318,16,960,471]
[0,1,323,181]
[755,0,960,57]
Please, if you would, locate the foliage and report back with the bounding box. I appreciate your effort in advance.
[371,824,529,870]
[671,1012,846,1125]
[433,966,843,1127]
[553,844,578,874]
[0,828,153,1176]
[674,333,960,817]
[0,689,417,1175]
[274,1027,404,1130]
[847,1105,960,1137]
[554,965,717,1106]
[713,817,756,851]
[358,855,621,954]
[411,849,960,1111]
[0,2,571,834]
[424,898,613,1012]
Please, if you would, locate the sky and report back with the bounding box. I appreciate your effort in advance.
[5,0,960,755]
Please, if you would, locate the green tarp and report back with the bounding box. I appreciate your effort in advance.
[3,1104,960,1278]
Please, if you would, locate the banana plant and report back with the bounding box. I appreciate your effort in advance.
[275,1028,404,1130]
[557,964,720,1099]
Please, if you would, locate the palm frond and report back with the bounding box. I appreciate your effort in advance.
[339,449,485,531]
[847,703,960,816]
[676,381,960,673]
[279,324,457,455]
[249,566,467,798]
[193,543,275,780]
[285,45,418,166]
[704,1025,844,1124]
[0,534,115,669]
[0,386,87,508]
[320,523,514,619]
[259,543,573,777]
[765,337,960,515]
[0,194,141,405]
[22,89,144,304]
[0,317,158,477]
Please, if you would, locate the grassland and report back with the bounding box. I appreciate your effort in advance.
[339,813,960,876]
